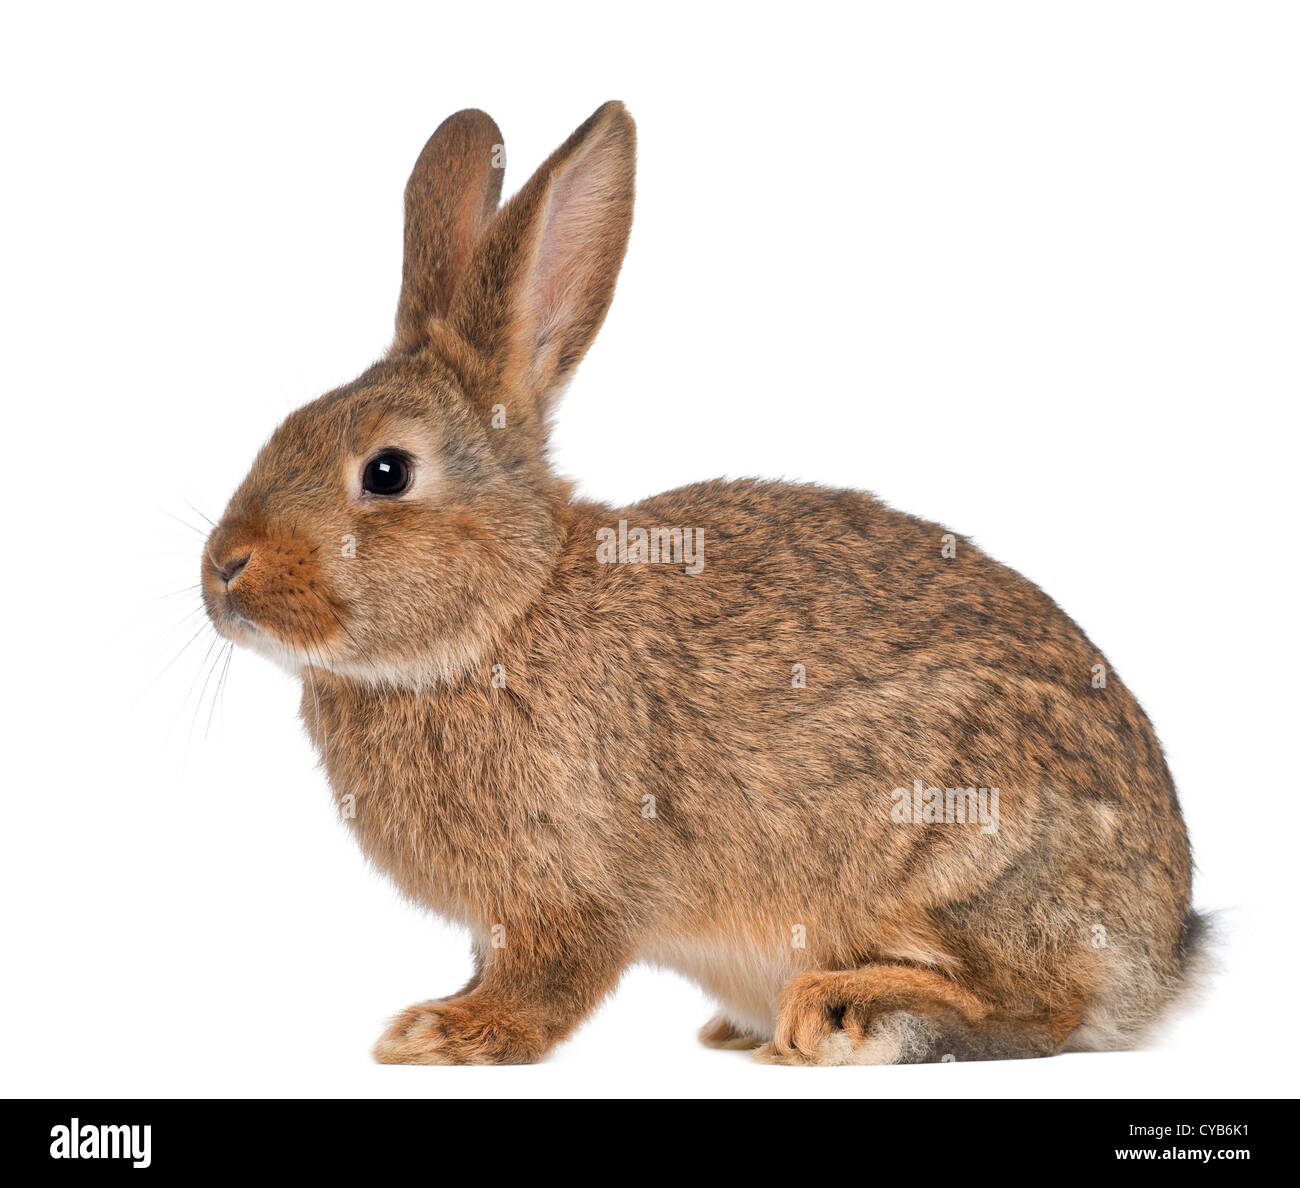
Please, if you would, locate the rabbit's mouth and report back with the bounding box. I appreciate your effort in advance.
[205,597,285,662]
[202,522,352,677]
[210,600,341,678]
[211,605,266,644]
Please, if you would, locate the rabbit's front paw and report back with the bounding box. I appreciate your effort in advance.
[372,996,546,1065]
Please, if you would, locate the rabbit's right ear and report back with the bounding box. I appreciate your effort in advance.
[447,101,635,425]
[391,109,505,354]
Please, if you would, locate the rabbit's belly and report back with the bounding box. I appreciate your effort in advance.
[639,935,809,1038]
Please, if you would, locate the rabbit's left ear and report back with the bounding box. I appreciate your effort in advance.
[392,109,505,353]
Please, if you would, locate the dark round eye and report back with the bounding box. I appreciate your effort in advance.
[362,451,411,496]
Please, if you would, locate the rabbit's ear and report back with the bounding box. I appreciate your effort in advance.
[392,109,505,354]
[448,101,635,418]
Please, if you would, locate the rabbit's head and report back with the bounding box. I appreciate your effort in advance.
[202,103,635,687]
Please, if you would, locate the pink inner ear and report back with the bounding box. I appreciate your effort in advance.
[528,132,627,362]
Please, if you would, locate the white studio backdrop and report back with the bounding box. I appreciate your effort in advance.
[0,1,1296,1097]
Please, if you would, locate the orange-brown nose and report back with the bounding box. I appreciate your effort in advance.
[218,552,251,585]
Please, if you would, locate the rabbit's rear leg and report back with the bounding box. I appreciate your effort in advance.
[698,1013,764,1050]
[754,966,1072,1066]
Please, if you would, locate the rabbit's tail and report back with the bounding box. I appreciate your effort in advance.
[1176,909,1217,992]
[1065,907,1217,1054]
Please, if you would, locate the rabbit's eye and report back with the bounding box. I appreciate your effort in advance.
[362,451,412,496]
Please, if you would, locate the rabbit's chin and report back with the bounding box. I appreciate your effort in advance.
[211,614,318,678]
[219,614,485,692]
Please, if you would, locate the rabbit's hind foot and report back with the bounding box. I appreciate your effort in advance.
[752,965,1074,1066]
[698,1013,765,1050]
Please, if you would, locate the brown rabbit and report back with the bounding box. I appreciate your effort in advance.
[201,101,1204,1065]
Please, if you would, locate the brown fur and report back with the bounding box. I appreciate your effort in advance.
[202,102,1201,1065]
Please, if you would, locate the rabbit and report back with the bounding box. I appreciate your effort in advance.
[201,101,1204,1065]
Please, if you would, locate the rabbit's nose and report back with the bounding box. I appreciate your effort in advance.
[218,553,251,585]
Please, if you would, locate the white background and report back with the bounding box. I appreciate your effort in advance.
[1,1,1296,1098]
